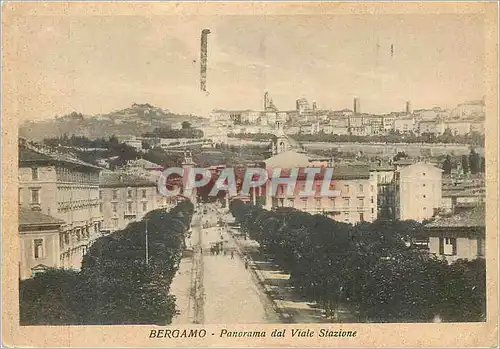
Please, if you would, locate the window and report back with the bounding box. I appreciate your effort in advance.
[18,189,22,205]
[31,189,40,204]
[99,203,103,213]
[359,184,363,192]
[422,172,426,176]
[112,218,119,229]
[99,191,102,200]
[288,199,294,207]
[127,189,133,199]
[302,199,308,209]
[33,239,44,259]
[359,213,364,222]
[142,202,147,211]
[370,196,374,204]
[439,237,457,256]
[315,198,321,209]
[64,233,69,245]
[344,185,349,194]
[32,168,39,180]
[358,198,364,207]
[344,198,350,206]
[112,203,118,213]
[423,195,426,199]
[127,202,133,213]
[423,184,426,187]
[371,185,374,192]
[112,190,118,200]
[371,208,374,214]
[142,189,147,199]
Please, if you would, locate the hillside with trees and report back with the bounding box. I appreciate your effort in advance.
[19,103,203,141]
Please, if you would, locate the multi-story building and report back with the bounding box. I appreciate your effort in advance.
[413,107,449,121]
[18,139,103,278]
[444,120,472,135]
[450,100,485,119]
[393,162,442,222]
[418,120,446,135]
[99,172,173,232]
[470,119,485,134]
[296,98,311,116]
[262,165,377,224]
[382,115,396,133]
[370,163,396,219]
[394,117,416,134]
[424,204,485,263]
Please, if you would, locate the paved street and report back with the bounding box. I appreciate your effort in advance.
[170,205,280,324]
[202,225,280,324]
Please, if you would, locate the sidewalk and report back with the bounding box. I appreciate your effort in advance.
[230,231,359,323]
[169,255,195,325]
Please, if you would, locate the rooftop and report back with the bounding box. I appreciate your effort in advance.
[19,207,64,229]
[19,140,102,170]
[99,172,157,187]
[425,204,485,228]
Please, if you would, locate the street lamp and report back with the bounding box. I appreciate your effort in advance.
[145,219,149,264]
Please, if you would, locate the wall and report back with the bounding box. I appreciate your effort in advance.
[19,229,60,280]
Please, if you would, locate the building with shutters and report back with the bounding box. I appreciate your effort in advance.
[18,139,103,278]
[423,204,485,263]
[393,162,443,222]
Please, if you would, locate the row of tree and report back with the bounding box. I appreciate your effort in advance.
[228,130,484,146]
[19,200,195,325]
[142,126,204,139]
[442,149,485,175]
[229,200,486,322]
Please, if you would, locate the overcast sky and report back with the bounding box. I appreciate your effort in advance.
[7,13,486,120]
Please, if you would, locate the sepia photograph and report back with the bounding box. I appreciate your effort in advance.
[2,2,498,348]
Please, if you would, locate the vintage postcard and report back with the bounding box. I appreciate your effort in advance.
[2,1,498,348]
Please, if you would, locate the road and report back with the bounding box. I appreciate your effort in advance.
[201,224,279,324]
[170,204,280,324]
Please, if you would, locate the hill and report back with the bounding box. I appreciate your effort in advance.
[19,103,204,141]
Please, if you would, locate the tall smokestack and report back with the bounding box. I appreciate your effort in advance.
[264,92,269,111]
[353,97,360,114]
[200,29,211,92]
[405,100,412,115]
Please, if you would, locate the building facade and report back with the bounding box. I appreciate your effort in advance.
[424,205,485,263]
[99,172,173,232]
[393,162,443,222]
[18,140,103,277]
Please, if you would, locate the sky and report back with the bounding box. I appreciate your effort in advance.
[5,12,487,121]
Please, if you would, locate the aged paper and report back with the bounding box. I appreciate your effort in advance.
[2,2,498,348]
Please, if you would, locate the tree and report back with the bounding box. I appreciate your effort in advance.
[20,202,195,325]
[468,149,481,174]
[181,121,192,129]
[393,151,408,162]
[442,155,453,175]
[461,155,469,174]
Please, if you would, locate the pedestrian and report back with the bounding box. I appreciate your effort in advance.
[231,251,234,259]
